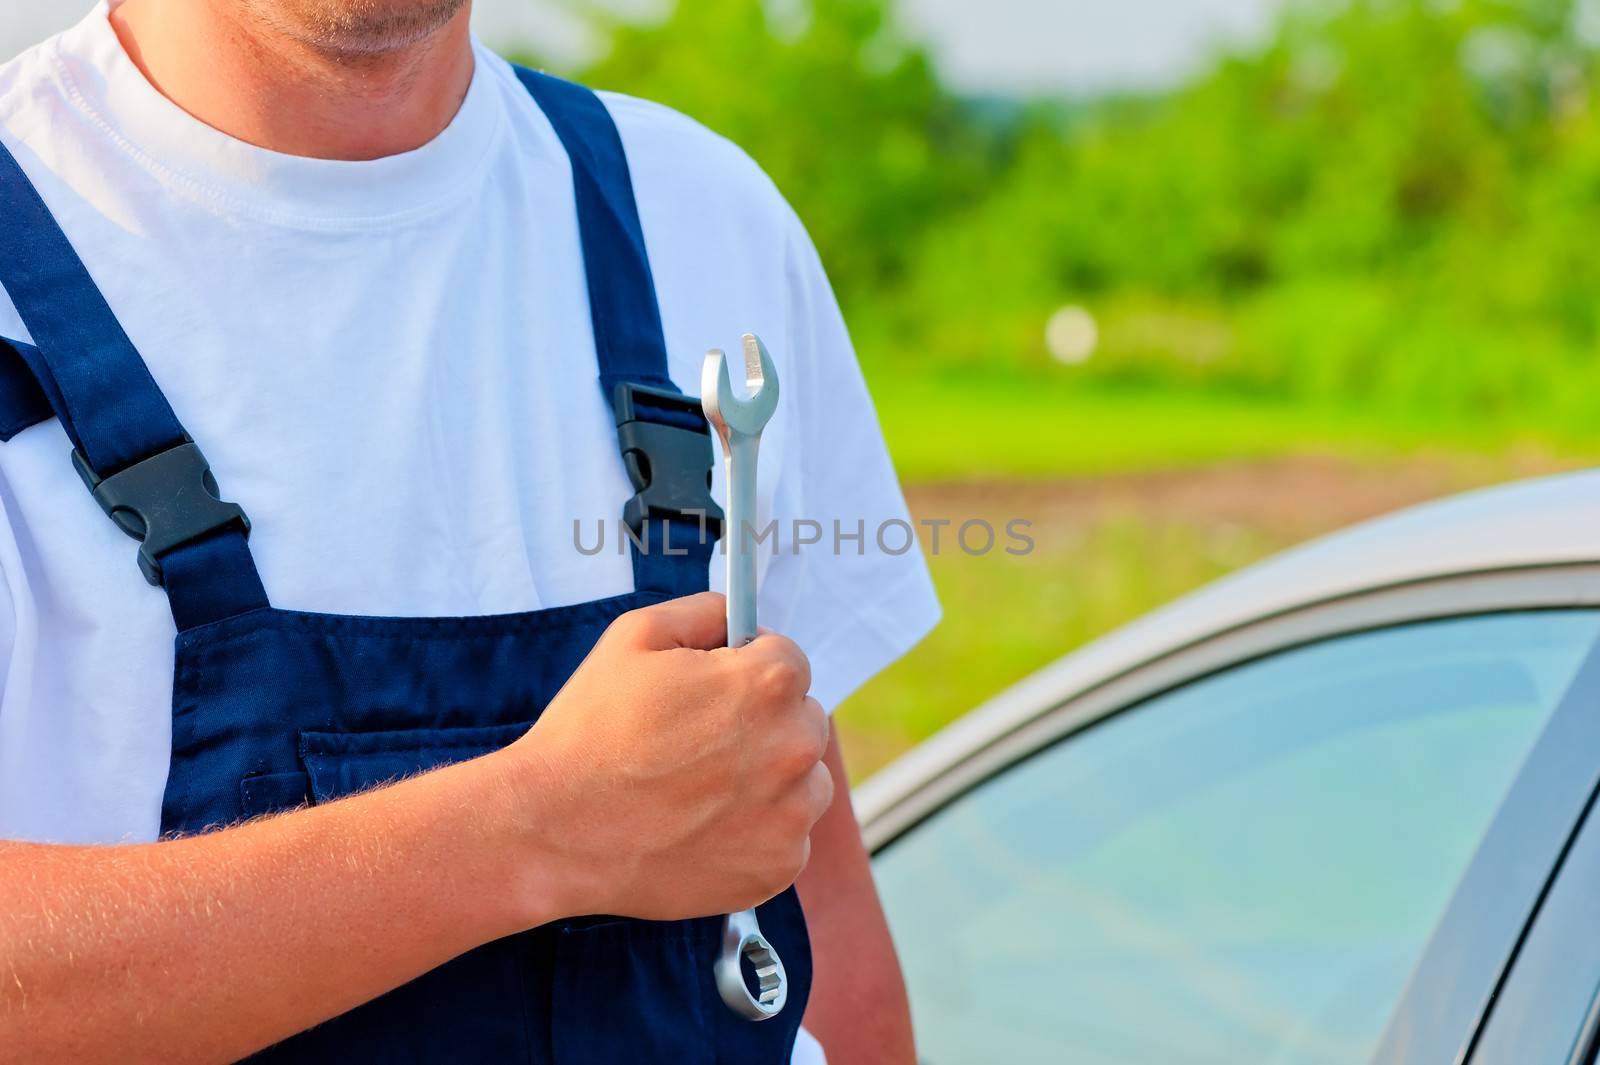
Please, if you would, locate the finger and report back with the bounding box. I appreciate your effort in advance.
[741,633,812,696]
[626,591,729,651]
[804,759,836,823]
[795,836,814,880]
[801,697,829,761]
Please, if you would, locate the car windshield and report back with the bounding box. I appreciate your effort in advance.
[874,610,1600,1064]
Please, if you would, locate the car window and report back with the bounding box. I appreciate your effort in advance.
[874,611,1600,1065]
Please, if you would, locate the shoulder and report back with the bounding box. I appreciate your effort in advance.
[0,38,66,345]
[599,89,807,257]
[0,28,69,134]
[486,56,802,244]
[597,90,775,199]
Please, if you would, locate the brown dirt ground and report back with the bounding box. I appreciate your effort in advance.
[901,451,1582,548]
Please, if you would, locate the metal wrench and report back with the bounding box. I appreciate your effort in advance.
[701,333,788,1021]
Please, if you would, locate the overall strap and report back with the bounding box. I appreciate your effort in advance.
[0,140,267,630]
[515,69,721,598]
[0,338,52,441]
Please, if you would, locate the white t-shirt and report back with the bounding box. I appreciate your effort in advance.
[0,8,939,1058]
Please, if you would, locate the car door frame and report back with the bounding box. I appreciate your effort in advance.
[1463,724,1600,1065]
[861,562,1600,1064]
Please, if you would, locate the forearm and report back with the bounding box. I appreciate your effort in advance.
[0,593,832,1063]
[798,729,916,1064]
[0,753,550,1065]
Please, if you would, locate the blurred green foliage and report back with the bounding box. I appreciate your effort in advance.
[514,0,1600,765]
[529,0,1600,448]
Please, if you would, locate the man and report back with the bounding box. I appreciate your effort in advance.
[0,1,939,1062]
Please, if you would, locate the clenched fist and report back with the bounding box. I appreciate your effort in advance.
[491,591,834,923]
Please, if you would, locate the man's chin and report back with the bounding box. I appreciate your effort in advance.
[244,0,471,58]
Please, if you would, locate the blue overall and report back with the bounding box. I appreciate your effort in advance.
[0,70,810,1062]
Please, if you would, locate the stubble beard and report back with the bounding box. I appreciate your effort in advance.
[237,0,470,59]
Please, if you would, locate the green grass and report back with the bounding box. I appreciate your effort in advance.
[868,371,1597,482]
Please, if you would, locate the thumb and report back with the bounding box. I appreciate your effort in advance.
[628,591,730,651]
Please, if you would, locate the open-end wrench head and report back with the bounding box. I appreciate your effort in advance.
[702,333,779,450]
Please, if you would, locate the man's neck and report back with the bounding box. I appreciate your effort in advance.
[109,0,475,161]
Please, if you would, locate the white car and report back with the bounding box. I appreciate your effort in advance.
[860,470,1600,1065]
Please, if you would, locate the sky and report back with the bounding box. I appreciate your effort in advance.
[0,0,1281,96]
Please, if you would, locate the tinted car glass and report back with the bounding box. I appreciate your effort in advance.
[875,611,1600,1064]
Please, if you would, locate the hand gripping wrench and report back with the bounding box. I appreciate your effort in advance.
[701,333,789,1021]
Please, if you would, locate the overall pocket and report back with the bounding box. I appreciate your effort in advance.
[236,721,535,818]
[245,722,541,1065]
[297,721,534,799]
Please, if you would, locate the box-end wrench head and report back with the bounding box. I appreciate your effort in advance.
[701,333,788,1022]
[715,907,788,1019]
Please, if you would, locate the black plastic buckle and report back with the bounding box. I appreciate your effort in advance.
[72,441,251,587]
[613,382,724,541]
